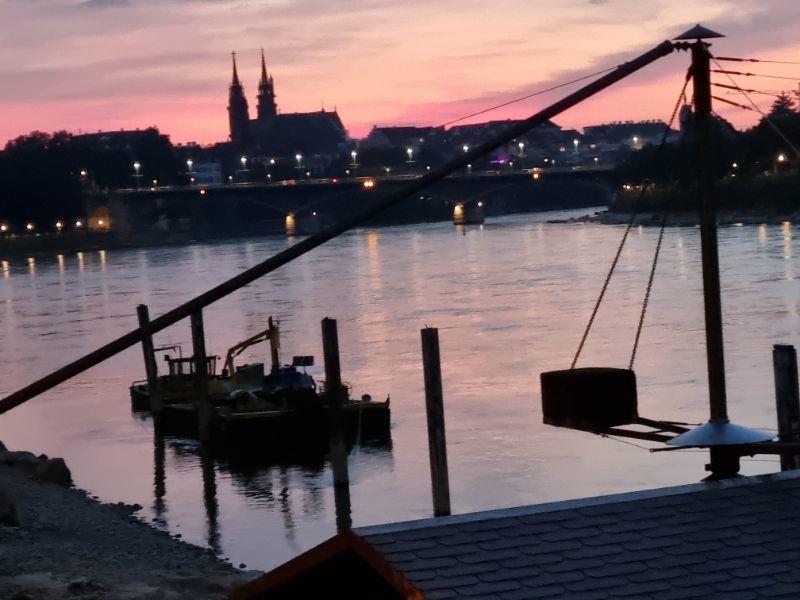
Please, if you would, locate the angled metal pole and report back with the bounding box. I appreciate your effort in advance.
[0,40,675,416]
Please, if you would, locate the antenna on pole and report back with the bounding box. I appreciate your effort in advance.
[666,25,771,477]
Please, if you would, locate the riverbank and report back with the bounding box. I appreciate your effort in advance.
[549,209,799,226]
[0,443,257,599]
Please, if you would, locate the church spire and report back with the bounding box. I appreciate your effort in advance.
[228,51,251,146]
[260,48,268,85]
[231,52,241,86]
[257,49,278,121]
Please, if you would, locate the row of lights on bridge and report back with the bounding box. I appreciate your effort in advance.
[0,219,103,234]
[113,139,619,191]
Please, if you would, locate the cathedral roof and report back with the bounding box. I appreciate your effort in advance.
[250,110,347,156]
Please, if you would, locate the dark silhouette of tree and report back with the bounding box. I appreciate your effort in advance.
[0,128,181,230]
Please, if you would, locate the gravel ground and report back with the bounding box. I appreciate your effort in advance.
[0,462,259,599]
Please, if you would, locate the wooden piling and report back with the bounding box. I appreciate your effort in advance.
[774,344,800,471]
[190,310,212,443]
[268,316,280,372]
[421,327,451,517]
[321,317,352,532]
[136,304,162,414]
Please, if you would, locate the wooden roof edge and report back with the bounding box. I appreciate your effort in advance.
[228,529,425,600]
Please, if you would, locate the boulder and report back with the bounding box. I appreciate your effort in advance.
[0,450,41,473]
[33,457,72,487]
[0,488,19,526]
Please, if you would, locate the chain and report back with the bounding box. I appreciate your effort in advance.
[571,69,692,370]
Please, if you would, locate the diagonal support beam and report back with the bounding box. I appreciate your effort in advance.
[0,40,675,415]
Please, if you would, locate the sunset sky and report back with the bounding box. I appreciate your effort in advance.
[2,0,799,146]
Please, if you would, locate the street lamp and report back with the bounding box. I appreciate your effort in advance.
[133,161,142,189]
[462,144,469,153]
[75,220,83,229]
[385,166,391,175]
[350,150,358,166]
[186,159,194,171]
[518,141,525,156]
[26,223,34,232]
[56,221,63,231]
[406,147,414,162]
[593,156,599,167]
[573,138,580,154]
[240,155,247,169]
[777,153,787,163]
[632,136,639,148]
[0,224,8,233]
[80,169,88,178]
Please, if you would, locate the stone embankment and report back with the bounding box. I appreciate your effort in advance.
[0,441,258,599]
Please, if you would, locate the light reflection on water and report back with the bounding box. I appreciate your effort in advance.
[0,208,798,570]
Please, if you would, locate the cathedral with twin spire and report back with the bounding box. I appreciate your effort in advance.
[227,51,348,158]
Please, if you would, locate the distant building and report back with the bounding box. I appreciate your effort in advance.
[192,162,222,185]
[361,126,445,150]
[227,51,349,158]
[74,128,166,151]
[582,120,672,149]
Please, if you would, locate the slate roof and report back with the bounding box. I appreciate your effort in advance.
[357,470,800,599]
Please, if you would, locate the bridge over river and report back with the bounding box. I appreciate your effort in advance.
[105,167,616,237]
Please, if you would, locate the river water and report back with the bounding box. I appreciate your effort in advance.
[0,209,798,570]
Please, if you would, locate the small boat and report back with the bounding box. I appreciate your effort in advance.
[130,318,391,445]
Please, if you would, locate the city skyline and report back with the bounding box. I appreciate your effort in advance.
[2,0,799,146]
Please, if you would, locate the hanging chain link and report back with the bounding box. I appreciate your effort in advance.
[571,70,692,370]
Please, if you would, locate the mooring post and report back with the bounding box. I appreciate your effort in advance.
[190,309,212,443]
[136,304,162,414]
[421,327,451,517]
[774,344,800,471]
[268,316,280,372]
[321,317,352,532]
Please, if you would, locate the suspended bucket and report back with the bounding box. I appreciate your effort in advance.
[540,367,638,431]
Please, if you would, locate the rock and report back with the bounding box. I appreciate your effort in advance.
[0,488,19,526]
[67,577,104,596]
[0,451,41,473]
[32,458,72,487]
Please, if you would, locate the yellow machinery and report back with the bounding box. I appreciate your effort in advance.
[223,316,281,377]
